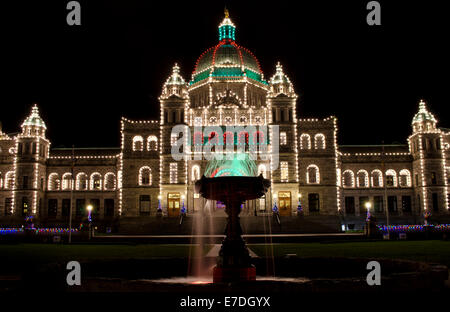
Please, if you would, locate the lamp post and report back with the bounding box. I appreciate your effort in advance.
[365,201,373,237]
[297,193,303,216]
[86,204,93,240]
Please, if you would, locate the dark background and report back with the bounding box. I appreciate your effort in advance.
[2,0,449,147]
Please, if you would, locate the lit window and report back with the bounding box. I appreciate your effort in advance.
[280,132,287,145]
[104,172,116,190]
[170,163,178,184]
[171,133,178,146]
[90,173,102,190]
[147,136,158,151]
[386,169,397,187]
[300,134,311,149]
[342,170,355,188]
[139,167,152,186]
[356,170,369,188]
[280,162,288,182]
[62,173,73,190]
[399,169,411,187]
[371,170,383,187]
[307,165,320,184]
[132,136,144,151]
[192,165,200,181]
[314,134,326,149]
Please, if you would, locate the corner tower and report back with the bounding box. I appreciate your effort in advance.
[13,105,49,217]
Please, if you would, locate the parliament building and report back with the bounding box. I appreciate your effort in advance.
[1,12,449,232]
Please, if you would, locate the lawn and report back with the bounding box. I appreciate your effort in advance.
[248,240,450,267]
[1,240,449,274]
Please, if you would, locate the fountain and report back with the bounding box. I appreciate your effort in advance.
[195,174,270,283]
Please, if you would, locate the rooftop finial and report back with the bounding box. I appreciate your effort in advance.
[224,7,229,18]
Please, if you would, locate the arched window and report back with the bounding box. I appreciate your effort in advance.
[314,133,326,149]
[5,171,15,189]
[342,170,355,188]
[90,172,102,190]
[194,132,203,145]
[147,135,158,151]
[238,132,249,145]
[356,170,369,188]
[208,131,219,145]
[191,165,200,181]
[224,131,234,145]
[76,173,88,190]
[132,136,144,151]
[139,167,152,186]
[399,169,412,187]
[306,165,320,184]
[253,131,264,145]
[62,173,73,190]
[48,173,60,191]
[300,134,311,149]
[386,169,397,187]
[258,164,267,178]
[371,169,383,187]
[104,172,116,190]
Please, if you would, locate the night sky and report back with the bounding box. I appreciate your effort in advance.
[2,0,449,148]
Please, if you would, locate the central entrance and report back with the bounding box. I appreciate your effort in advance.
[278,191,291,216]
[167,192,180,217]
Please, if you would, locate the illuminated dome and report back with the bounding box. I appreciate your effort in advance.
[190,9,266,85]
[22,104,47,129]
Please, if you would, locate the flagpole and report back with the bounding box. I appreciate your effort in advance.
[69,145,74,243]
[381,142,390,237]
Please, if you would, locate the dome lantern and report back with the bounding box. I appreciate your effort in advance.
[269,62,295,97]
[161,63,188,99]
[218,8,236,41]
[21,104,47,137]
[412,99,437,132]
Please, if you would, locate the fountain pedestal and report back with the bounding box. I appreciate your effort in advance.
[195,175,270,283]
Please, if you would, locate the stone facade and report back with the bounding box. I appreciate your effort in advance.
[1,13,449,231]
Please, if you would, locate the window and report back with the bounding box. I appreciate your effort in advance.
[314,134,326,149]
[280,132,287,145]
[357,170,369,188]
[306,165,320,184]
[308,193,320,213]
[104,199,114,217]
[22,176,28,190]
[224,131,234,145]
[132,136,144,151]
[258,164,267,178]
[432,193,439,212]
[342,170,355,188]
[399,169,412,187]
[387,196,398,214]
[47,199,57,217]
[76,199,85,216]
[171,133,178,146]
[401,196,412,213]
[374,196,384,213]
[48,173,60,191]
[147,136,158,151]
[4,198,12,215]
[104,173,116,190]
[280,162,288,182]
[139,195,151,215]
[90,199,100,215]
[62,173,73,190]
[300,134,311,149]
[194,116,202,126]
[5,171,15,189]
[254,131,264,145]
[62,199,70,217]
[386,170,397,187]
[170,163,178,184]
[415,174,419,186]
[345,197,355,215]
[238,132,249,145]
[431,172,437,185]
[76,173,88,190]
[139,167,152,186]
[371,170,383,187]
[192,165,200,181]
[359,196,370,214]
[208,131,219,145]
[90,173,102,190]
